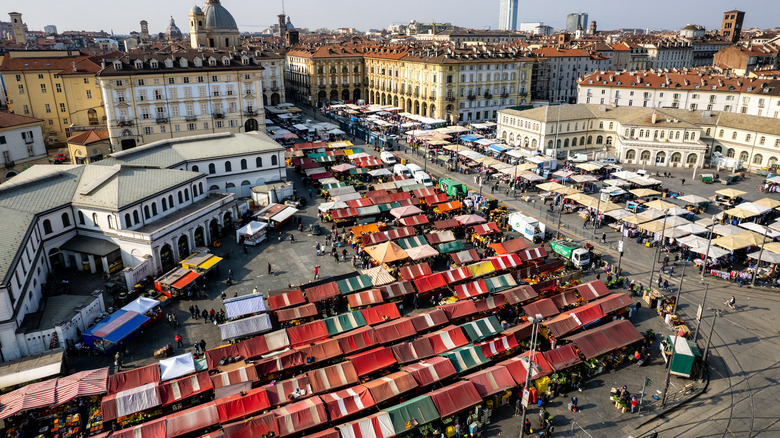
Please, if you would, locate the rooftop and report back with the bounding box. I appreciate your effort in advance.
[0,112,43,129]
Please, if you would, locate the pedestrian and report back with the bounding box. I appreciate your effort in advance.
[221,291,226,300]
[114,352,122,371]
[514,398,521,416]
[342,249,348,261]
[681,178,685,185]
[631,396,638,413]
[253,286,258,295]
[569,396,578,412]
[202,309,208,322]
[601,233,606,244]
[663,278,669,291]
[314,266,319,279]
[193,342,200,354]
[194,305,200,319]
[668,266,674,276]
[454,422,461,438]
[539,408,547,429]
[175,333,183,348]
[189,305,195,318]
[523,418,532,435]
[199,339,206,352]
[209,308,216,321]
[657,275,663,288]
[413,293,420,310]
[290,234,295,243]
[268,263,272,275]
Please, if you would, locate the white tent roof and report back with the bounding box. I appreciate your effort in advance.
[121,297,160,315]
[318,201,349,212]
[159,353,196,381]
[219,313,273,341]
[237,221,268,236]
[368,168,392,177]
[738,221,780,239]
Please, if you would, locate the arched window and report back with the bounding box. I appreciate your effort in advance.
[256,157,263,167]
[759,136,766,145]
[599,122,603,129]
[714,145,722,153]
[564,139,569,148]
[108,216,115,229]
[639,129,644,137]
[675,131,680,140]
[547,140,553,148]
[162,198,167,211]
[626,150,636,161]
[580,136,585,145]
[241,180,251,187]
[608,122,613,129]
[224,161,232,172]
[745,134,751,142]
[144,205,150,219]
[687,154,698,165]
[726,148,735,158]
[606,136,613,146]
[92,213,99,226]
[125,213,132,226]
[587,136,592,144]
[572,137,577,147]
[225,182,236,189]
[151,202,158,216]
[684,132,690,141]
[169,195,174,207]
[240,159,247,170]
[178,192,183,204]
[556,139,561,148]
[209,185,220,191]
[184,189,190,201]
[43,219,52,234]
[208,163,216,174]
[133,210,140,223]
[719,129,724,137]
[753,154,763,165]
[671,153,681,163]
[641,150,651,162]
[739,151,749,161]
[192,165,199,172]
[596,136,603,144]
[61,213,70,227]
[532,139,537,148]
[271,155,279,166]
[78,211,85,225]
[199,182,204,194]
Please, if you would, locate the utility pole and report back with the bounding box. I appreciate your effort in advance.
[638,376,651,414]
[648,209,669,289]
[751,226,769,286]
[674,261,686,314]
[700,223,715,280]
[519,314,543,438]
[691,283,709,343]
[699,310,719,381]
[660,332,680,407]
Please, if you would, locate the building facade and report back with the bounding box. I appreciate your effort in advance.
[0,51,110,144]
[364,45,533,124]
[499,0,518,31]
[577,70,780,118]
[0,113,47,182]
[284,44,364,107]
[640,40,694,70]
[188,0,241,49]
[532,48,610,104]
[721,10,745,43]
[97,50,267,150]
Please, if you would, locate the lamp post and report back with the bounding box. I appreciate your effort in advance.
[648,209,669,289]
[519,314,543,438]
[592,193,602,236]
[660,329,680,407]
[700,223,715,280]
[691,283,709,343]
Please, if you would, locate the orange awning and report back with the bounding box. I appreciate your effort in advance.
[171,271,200,290]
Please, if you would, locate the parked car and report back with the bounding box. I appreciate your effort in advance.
[54,153,68,164]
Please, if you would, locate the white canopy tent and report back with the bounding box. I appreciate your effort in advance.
[159,353,196,381]
[121,297,160,315]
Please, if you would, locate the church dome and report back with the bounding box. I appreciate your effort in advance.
[190,5,202,13]
[203,0,238,31]
[165,16,183,39]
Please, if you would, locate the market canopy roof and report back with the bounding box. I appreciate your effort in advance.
[322,384,375,422]
[464,365,516,398]
[405,244,440,260]
[753,197,780,209]
[365,242,409,263]
[408,308,449,332]
[574,280,611,302]
[455,214,487,226]
[121,297,160,315]
[337,412,395,438]
[363,371,418,404]
[748,250,780,264]
[427,381,483,418]
[542,344,583,371]
[563,319,644,359]
[629,188,661,197]
[678,194,710,204]
[712,231,764,251]
[403,357,458,386]
[390,205,423,218]
[459,316,503,342]
[383,395,440,435]
[219,313,273,341]
[159,353,196,381]
[441,345,489,373]
[499,351,553,383]
[715,188,746,198]
[537,182,565,192]
[223,293,267,319]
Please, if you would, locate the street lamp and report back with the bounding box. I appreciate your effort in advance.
[648,209,669,289]
[519,314,544,438]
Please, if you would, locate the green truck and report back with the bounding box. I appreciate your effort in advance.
[550,239,591,269]
[438,178,468,197]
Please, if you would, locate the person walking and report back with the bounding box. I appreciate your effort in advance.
[189,305,195,318]
[209,308,216,322]
[290,234,295,243]
[201,309,209,322]
[193,342,200,354]
[663,278,669,291]
[569,396,578,412]
[631,396,638,413]
[175,333,183,348]
[194,305,200,319]
[681,178,685,185]
[657,275,663,288]
[514,398,521,416]
[523,418,532,435]
[199,339,206,352]
[267,263,272,275]
[114,352,122,371]
[314,266,319,279]
[601,233,607,244]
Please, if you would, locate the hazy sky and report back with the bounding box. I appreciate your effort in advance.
[13,0,779,36]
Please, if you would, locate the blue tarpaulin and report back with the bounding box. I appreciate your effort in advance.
[489,144,508,153]
[83,310,148,354]
[460,135,480,142]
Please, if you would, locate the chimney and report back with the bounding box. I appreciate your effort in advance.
[651,111,657,124]
[72,61,77,72]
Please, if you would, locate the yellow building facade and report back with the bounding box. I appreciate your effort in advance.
[0,51,109,145]
[285,44,364,107]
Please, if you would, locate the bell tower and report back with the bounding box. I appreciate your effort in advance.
[8,12,27,45]
[189,5,206,48]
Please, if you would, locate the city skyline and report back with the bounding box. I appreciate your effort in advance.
[8,0,778,36]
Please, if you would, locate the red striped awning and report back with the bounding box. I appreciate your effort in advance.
[550,291,580,310]
[362,232,389,246]
[472,222,502,236]
[111,418,166,438]
[304,282,341,303]
[333,326,379,355]
[273,397,329,436]
[276,303,319,322]
[542,344,583,372]
[307,362,359,394]
[434,219,460,229]
[53,367,109,407]
[385,227,416,240]
[360,302,401,325]
[286,320,329,347]
[442,266,473,284]
[373,318,418,344]
[425,230,456,245]
[261,375,312,406]
[404,357,458,387]
[450,249,480,264]
[412,187,437,198]
[0,379,57,419]
[427,381,483,418]
[211,365,259,389]
[437,300,479,320]
[214,387,271,423]
[389,192,412,202]
[337,412,395,438]
[376,281,415,299]
[391,337,436,364]
[499,351,554,384]
[574,280,612,302]
[399,214,429,227]
[488,238,530,255]
[477,335,518,358]
[589,292,633,315]
[267,289,305,310]
[454,279,489,299]
[363,373,417,404]
[490,253,523,271]
[463,365,516,398]
[474,295,507,313]
[409,308,449,331]
[347,198,375,208]
[498,285,538,305]
[348,347,398,377]
[522,298,560,319]
[346,289,384,308]
[331,207,359,220]
[399,262,432,281]
[322,385,375,421]
[413,272,447,293]
[159,372,213,406]
[420,325,469,354]
[519,247,548,262]
[566,302,605,327]
[294,339,343,366]
[424,193,449,205]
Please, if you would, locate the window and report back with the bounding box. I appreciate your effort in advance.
[208,163,216,174]
[40,84,47,93]
[162,198,167,211]
[133,210,140,223]
[256,157,262,167]
[169,195,173,207]
[55,83,62,93]
[92,213,99,226]
[86,89,92,99]
[596,135,603,144]
[78,211,85,225]
[42,219,52,234]
[192,165,199,172]
[178,192,183,204]
[144,205,150,219]
[225,161,232,172]
[143,127,152,135]
[108,216,115,229]
[732,132,738,140]
[151,203,158,216]
[271,155,278,166]
[125,213,132,226]
[61,213,70,227]
[746,134,751,142]
[240,159,247,170]
[184,189,189,201]
[760,136,766,145]
[18,84,24,94]
[45,104,51,113]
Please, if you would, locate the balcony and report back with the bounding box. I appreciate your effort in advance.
[500,93,509,98]
[244,109,257,116]
[117,118,134,127]
[155,117,168,124]
[467,94,476,101]
[446,96,455,102]
[184,115,198,121]
[212,113,225,119]
[484,92,493,99]
[318,84,326,89]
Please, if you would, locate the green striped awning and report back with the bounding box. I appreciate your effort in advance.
[437,240,466,254]
[401,183,427,192]
[350,167,368,175]
[484,274,517,293]
[396,235,429,250]
[307,152,326,159]
[337,274,374,294]
[358,206,382,217]
[459,316,503,342]
[316,156,336,163]
[323,310,367,336]
[323,182,348,191]
[441,345,489,373]
[376,202,402,212]
[383,395,440,435]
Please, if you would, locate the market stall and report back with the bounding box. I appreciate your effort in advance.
[154,267,200,297]
[82,310,149,354]
[236,221,268,246]
[428,381,483,418]
[333,327,379,355]
[180,252,222,275]
[223,293,267,320]
[218,313,273,341]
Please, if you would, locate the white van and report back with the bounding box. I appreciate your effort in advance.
[380,151,397,165]
[414,171,433,187]
[393,164,412,178]
[406,163,423,174]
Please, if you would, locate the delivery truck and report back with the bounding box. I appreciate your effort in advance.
[549,239,590,268]
[508,212,546,243]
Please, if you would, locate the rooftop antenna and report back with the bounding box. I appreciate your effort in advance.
[281,0,285,14]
